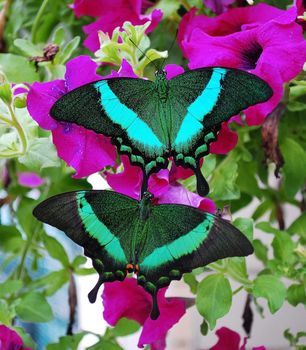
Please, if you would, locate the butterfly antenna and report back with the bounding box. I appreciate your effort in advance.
[158,29,178,71]
[129,38,159,71]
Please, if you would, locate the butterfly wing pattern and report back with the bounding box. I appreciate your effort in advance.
[51,67,272,196]
[33,190,253,319]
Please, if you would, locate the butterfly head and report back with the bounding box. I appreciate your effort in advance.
[154,69,167,82]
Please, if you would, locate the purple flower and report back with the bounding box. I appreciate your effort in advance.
[102,278,185,349]
[27,55,121,178]
[208,327,266,350]
[106,156,216,213]
[17,172,45,188]
[0,325,32,350]
[179,4,306,125]
[71,0,163,52]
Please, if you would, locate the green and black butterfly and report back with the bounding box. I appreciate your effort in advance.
[33,190,253,319]
[51,67,273,196]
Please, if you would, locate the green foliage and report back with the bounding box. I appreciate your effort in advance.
[196,274,232,329]
[0,0,305,348]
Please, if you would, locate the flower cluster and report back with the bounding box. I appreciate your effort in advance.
[178,3,306,125]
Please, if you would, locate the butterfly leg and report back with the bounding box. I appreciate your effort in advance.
[195,163,210,196]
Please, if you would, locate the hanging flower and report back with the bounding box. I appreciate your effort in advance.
[208,327,266,350]
[178,5,306,125]
[27,56,141,178]
[0,325,32,350]
[71,0,163,52]
[102,278,186,349]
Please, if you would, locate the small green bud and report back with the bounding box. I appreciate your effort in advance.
[14,95,27,108]
[0,83,12,105]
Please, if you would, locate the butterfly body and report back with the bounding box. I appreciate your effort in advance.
[51,66,272,196]
[33,189,253,319]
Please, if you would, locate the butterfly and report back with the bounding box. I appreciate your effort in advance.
[33,190,253,319]
[50,67,272,197]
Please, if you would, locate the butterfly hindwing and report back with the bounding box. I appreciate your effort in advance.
[136,202,253,317]
[33,190,139,301]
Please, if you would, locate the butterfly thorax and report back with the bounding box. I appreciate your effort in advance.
[154,70,169,102]
[139,192,153,221]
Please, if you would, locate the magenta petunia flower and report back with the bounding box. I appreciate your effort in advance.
[17,172,45,188]
[102,278,185,349]
[71,0,163,52]
[179,5,306,125]
[27,55,122,178]
[0,325,32,350]
[208,327,266,350]
[106,155,216,213]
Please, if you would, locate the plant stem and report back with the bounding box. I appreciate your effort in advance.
[7,104,27,155]
[31,0,50,44]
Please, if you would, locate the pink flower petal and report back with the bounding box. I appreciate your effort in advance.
[65,55,101,90]
[0,325,32,350]
[27,80,65,130]
[52,125,116,178]
[138,288,185,348]
[102,278,185,349]
[18,172,45,188]
[210,122,238,154]
[165,64,185,79]
[209,327,241,350]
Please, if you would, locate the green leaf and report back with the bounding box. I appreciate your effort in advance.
[280,137,306,197]
[287,284,306,307]
[88,339,123,350]
[0,280,23,297]
[253,239,268,264]
[196,274,232,329]
[28,270,69,296]
[0,299,16,324]
[253,275,286,314]
[56,36,80,64]
[43,234,70,267]
[47,332,87,350]
[0,54,39,83]
[0,225,23,252]
[52,26,66,46]
[272,231,295,263]
[233,217,253,242]
[72,255,87,268]
[19,137,60,170]
[183,273,198,294]
[210,156,240,201]
[202,154,217,178]
[14,38,42,56]
[252,200,273,221]
[152,0,181,18]
[288,212,306,237]
[256,222,279,234]
[16,292,54,322]
[226,257,248,281]
[112,318,140,337]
